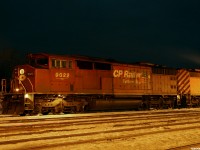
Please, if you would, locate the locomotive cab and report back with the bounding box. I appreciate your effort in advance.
[28,53,49,69]
[2,53,50,115]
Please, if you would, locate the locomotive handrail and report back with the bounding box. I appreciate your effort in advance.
[27,77,34,92]
[19,80,27,93]
[1,79,6,93]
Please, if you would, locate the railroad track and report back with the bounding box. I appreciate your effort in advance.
[0,108,200,125]
[0,109,200,150]
[0,114,200,138]
[0,113,199,135]
[168,143,200,150]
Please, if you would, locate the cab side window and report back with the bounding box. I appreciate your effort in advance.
[52,59,61,68]
[52,59,72,69]
[56,60,60,68]
[69,60,73,69]
[61,60,67,68]
[52,59,56,68]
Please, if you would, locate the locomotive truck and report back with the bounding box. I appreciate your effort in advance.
[1,53,200,115]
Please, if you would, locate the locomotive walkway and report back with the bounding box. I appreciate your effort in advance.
[0,109,200,150]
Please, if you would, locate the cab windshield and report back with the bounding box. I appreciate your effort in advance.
[28,55,49,68]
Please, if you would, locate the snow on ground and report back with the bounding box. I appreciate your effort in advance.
[0,108,200,150]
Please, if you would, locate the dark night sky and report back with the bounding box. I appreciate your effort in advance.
[1,0,200,78]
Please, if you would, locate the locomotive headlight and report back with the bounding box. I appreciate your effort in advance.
[25,93,29,98]
[19,69,25,75]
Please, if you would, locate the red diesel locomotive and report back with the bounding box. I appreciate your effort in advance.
[1,53,199,115]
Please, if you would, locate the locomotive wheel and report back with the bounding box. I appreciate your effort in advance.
[158,98,164,109]
[70,106,77,113]
[42,111,49,115]
[141,102,150,110]
[83,105,89,112]
[19,111,26,116]
[135,103,146,111]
